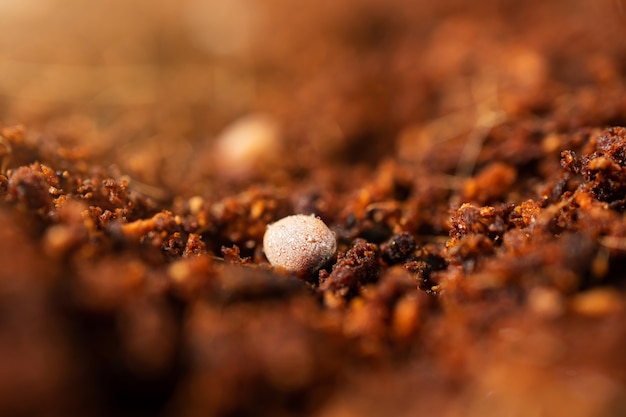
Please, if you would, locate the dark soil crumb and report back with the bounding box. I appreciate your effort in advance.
[319,238,380,296]
[380,231,417,264]
[1,1,626,416]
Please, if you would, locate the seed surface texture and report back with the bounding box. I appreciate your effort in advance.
[263,214,336,273]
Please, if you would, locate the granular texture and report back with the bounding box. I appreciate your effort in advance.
[0,0,626,416]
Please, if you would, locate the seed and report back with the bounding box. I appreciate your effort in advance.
[263,214,336,274]
[214,114,281,178]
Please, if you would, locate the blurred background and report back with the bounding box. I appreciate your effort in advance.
[0,0,624,196]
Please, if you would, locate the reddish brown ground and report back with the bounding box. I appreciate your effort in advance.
[0,0,626,416]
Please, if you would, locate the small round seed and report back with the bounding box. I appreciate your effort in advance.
[263,214,336,274]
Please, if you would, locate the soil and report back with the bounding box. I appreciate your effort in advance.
[1,0,626,416]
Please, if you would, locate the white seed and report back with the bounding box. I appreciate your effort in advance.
[263,214,336,274]
[214,114,281,178]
